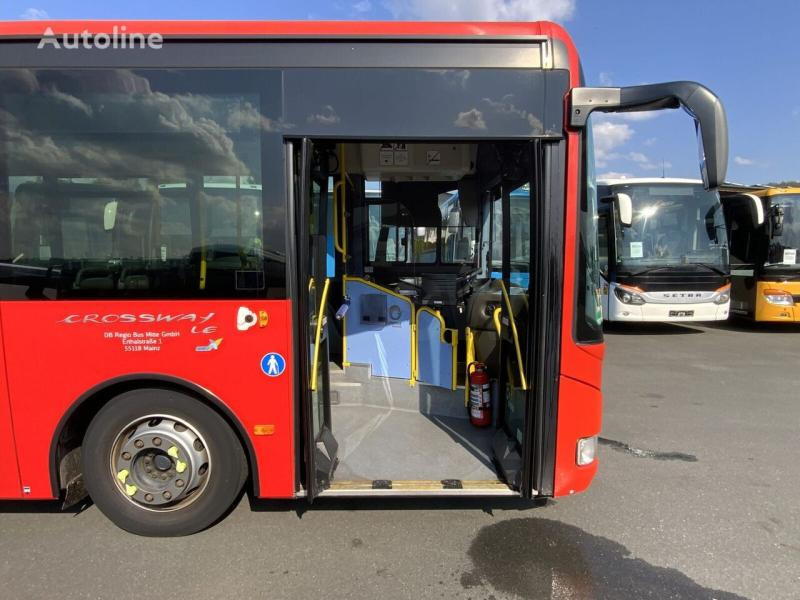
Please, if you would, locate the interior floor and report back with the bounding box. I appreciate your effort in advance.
[329,364,500,482]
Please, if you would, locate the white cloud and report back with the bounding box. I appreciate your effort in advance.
[352,0,372,12]
[604,110,663,122]
[628,151,648,164]
[454,108,487,130]
[598,171,634,180]
[385,0,575,21]
[643,137,658,147]
[306,105,341,126]
[592,120,634,167]
[792,107,800,118]
[734,156,754,166]
[598,72,613,87]
[623,151,671,171]
[20,8,48,20]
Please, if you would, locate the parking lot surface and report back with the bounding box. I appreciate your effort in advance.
[1,320,798,599]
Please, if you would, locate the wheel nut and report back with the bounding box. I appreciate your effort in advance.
[144,493,154,502]
[163,491,172,500]
[152,437,162,447]
[121,452,131,461]
[134,440,144,449]
[175,479,185,488]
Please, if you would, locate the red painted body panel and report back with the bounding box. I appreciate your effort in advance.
[552,31,605,496]
[0,304,23,498]
[553,375,601,496]
[0,20,604,499]
[0,300,295,499]
[0,20,551,38]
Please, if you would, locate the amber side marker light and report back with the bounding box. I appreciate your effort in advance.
[253,424,275,436]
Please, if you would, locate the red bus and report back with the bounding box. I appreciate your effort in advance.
[0,21,727,535]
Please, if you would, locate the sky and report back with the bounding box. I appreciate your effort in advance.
[1,0,797,185]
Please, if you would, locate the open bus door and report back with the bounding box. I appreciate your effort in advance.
[293,138,339,500]
[491,141,554,499]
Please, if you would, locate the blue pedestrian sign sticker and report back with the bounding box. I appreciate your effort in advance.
[260,352,286,377]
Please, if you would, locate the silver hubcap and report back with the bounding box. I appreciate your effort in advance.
[110,415,210,510]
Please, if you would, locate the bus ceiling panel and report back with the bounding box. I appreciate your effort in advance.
[0,42,549,70]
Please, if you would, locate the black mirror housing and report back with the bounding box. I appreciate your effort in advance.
[570,81,728,190]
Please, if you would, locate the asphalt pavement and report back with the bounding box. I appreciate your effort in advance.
[1,319,798,599]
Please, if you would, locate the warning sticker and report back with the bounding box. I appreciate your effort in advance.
[380,143,409,167]
[426,150,441,165]
[393,143,408,167]
[379,143,394,166]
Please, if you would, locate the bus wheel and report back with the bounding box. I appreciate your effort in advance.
[83,388,247,536]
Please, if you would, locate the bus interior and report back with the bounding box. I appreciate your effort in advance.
[297,140,533,495]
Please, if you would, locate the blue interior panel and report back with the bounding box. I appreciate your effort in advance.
[416,309,455,390]
[345,279,412,379]
[326,193,335,277]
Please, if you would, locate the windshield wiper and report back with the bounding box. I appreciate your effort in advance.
[688,262,727,275]
[621,265,673,276]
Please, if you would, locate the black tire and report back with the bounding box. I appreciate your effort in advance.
[83,388,247,536]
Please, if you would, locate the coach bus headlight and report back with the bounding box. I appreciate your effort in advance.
[763,289,794,306]
[713,284,731,305]
[614,285,646,305]
[577,436,598,466]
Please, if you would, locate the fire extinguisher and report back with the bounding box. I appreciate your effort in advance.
[468,362,492,427]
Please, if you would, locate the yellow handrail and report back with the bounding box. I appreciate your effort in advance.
[464,327,475,406]
[310,278,331,391]
[492,306,502,335]
[332,181,346,256]
[331,144,348,261]
[498,280,528,391]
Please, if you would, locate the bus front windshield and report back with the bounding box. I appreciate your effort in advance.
[766,194,800,270]
[613,183,728,274]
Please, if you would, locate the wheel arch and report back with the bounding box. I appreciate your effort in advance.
[50,373,260,499]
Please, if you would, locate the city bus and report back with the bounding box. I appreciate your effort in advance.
[598,178,731,322]
[0,21,728,535]
[721,186,800,321]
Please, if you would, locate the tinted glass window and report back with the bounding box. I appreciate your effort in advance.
[0,69,285,299]
[285,68,559,139]
[576,118,603,343]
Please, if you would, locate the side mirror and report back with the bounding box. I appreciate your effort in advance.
[571,81,728,189]
[614,193,633,227]
[771,204,784,237]
[103,200,118,231]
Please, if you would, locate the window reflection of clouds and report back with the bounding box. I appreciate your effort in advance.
[454,108,487,130]
[0,69,261,183]
[285,68,549,138]
[306,105,341,126]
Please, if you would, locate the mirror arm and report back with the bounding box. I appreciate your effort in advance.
[570,81,728,189]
